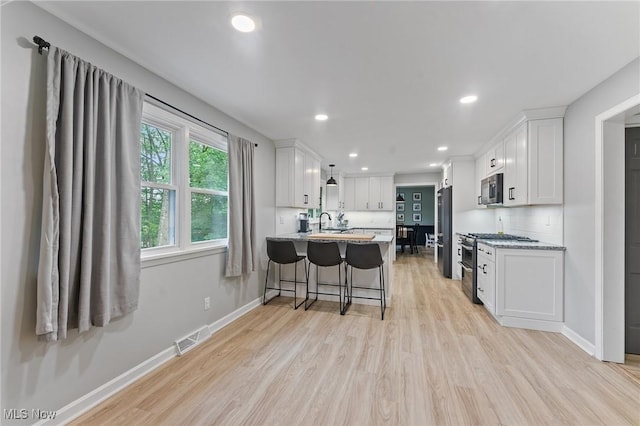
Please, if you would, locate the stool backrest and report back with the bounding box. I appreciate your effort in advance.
[267,239,300,264]
[346,243,383,270]
[307,241,343,267]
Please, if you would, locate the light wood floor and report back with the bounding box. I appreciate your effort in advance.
[73,248,640,425]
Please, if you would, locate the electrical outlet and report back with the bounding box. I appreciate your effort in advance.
[204,296,210,311]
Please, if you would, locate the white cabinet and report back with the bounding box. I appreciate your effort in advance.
[485,141,505,176]
[476,243,496,315]
[441,162,452,188]
[343,177,356,211]
[354,177,369,210]
[274,140,321,209]
[503,123,528,206]
[477,113,564,207]
[528,118,563,205]
[343,176,393,211]
[325,173,344,210]
[496,248,564,322]
[475,156,485,208]
[369,176,393,210]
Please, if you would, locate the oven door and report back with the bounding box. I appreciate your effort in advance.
[460,261,473,300]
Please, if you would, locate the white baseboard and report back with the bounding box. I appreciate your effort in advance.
[36,346,176,426]
[42,295,266,425]
[562,325,595,356]
[498,316,564,333]
[208,294,265,335]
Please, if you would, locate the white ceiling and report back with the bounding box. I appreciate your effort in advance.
[37,1,639,175]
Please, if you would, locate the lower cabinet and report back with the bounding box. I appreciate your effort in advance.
[479,244,565,331]
[476,244,495,315]
[496,248,564,322]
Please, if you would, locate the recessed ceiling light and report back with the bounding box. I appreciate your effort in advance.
[349,153,358,158]
[460,95,478,104]
[315,114,328,121]
[429,163,439,167]
[361,167,368,171]
[437,146,448,151]
[231,14,256,33]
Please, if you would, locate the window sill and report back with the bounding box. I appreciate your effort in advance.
[141,244,227,269]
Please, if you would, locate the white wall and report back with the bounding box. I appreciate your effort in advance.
[563,57,640,344]
[1,1,275,416]
[394,172,440,186]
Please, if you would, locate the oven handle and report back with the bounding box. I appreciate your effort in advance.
[458,261,473,272]
[461,244,474,251]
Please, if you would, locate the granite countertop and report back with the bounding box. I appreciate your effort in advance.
[478,240,566,251]
[268,232,393,244]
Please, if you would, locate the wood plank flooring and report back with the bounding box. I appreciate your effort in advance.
[72,249,640,425]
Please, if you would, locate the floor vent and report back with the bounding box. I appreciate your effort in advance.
[174,325,211,356]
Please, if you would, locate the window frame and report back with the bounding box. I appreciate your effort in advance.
[141,101,229,261]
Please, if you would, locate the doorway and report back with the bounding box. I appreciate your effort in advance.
[395,185,435,255]
[625,127,640,355]
[595,93,640,363]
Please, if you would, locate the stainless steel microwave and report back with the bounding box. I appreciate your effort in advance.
[479,173,503,205]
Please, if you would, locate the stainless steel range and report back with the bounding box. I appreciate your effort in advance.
[459,233,537,304]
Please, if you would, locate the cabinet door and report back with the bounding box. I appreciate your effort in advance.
[369,176,381,209]
[343,177,356,210]
[379,176,393,210]
[528,118,563,205]
[305,155,320,209]
[354,177,370,210]
[503,124,528,206]
[293,148,305,207]
[486,142,504,175]
[442,163,452,187]
[475,156,485,208]
[275,147,294,207]
[496,249,563,321]
[477,255,495,315]
[326,180,339,210]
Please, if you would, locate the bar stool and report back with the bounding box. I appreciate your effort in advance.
[344,243,386,320]
[264,239,307,309]
[305,241,345,312]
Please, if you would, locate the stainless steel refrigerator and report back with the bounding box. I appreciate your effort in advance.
[437,186,452,278]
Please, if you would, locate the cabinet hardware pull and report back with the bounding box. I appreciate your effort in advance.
[478,288,484,293]
[482,265,487,274]
[509,187,515,200]
[458,248,461,256]
[477,196,482,205]
[490,158,496,167]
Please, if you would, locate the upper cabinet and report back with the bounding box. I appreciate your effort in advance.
[325,173,344,210]
[477,108,565,207]
[342,175,393,211]
[441,162,452,188]
[485,141,505,176]
[275,139,321,209]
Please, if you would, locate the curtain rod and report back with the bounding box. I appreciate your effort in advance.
[32,35,257,147]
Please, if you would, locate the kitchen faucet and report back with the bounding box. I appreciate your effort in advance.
[318,212,332,232]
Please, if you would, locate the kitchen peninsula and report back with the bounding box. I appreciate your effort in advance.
[266,232,394,306]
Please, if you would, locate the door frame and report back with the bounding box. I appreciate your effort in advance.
[595,93,640,362]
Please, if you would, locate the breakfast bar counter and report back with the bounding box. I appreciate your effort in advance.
[266,233,395,307]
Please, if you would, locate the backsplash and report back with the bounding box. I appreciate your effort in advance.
[275,207,307,235]
[326,210,395,229]
[493,205,563,245]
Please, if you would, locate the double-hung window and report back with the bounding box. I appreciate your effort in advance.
[140,102,228,257]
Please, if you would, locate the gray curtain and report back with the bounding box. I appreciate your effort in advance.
[225,135,256,277]
[36,46,144,341]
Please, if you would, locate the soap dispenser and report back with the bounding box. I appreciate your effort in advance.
[497,216,504,234]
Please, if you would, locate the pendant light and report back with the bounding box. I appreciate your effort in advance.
[326,164,338,186]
